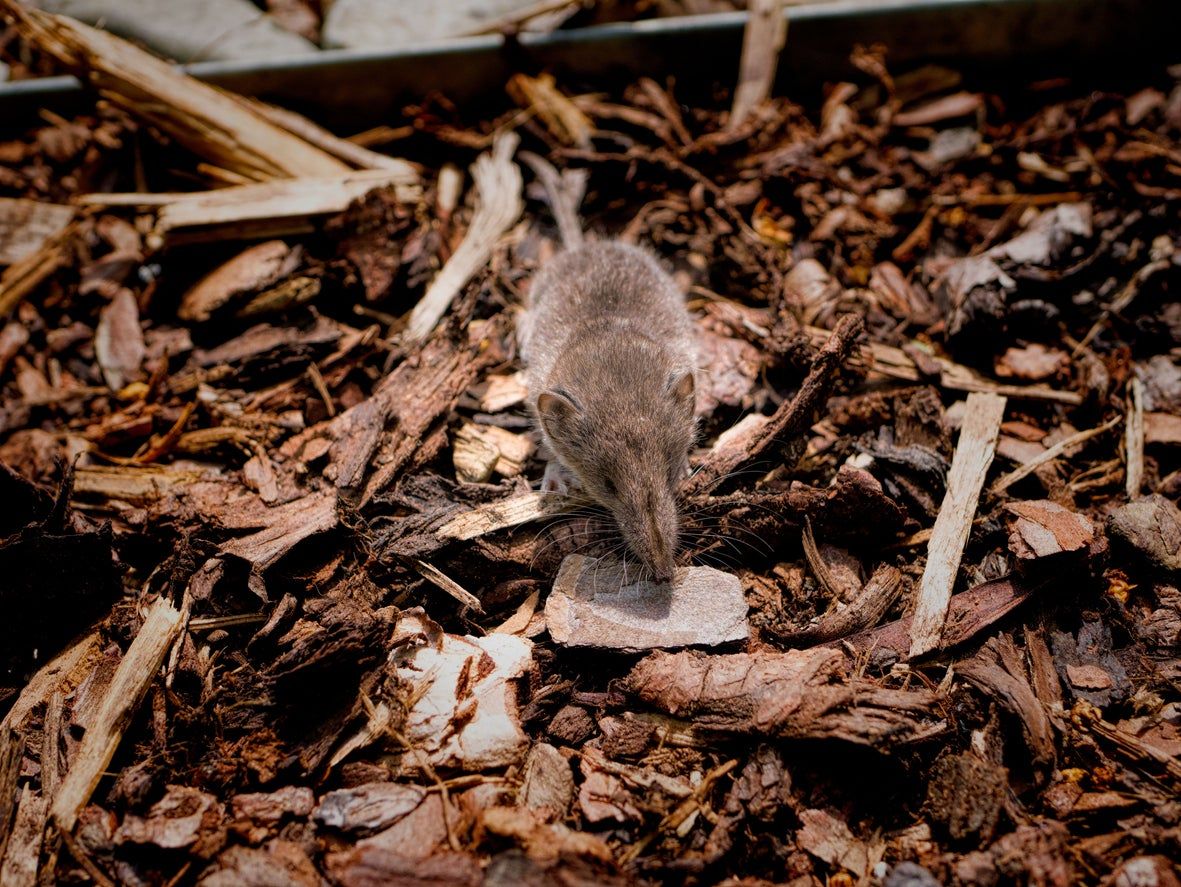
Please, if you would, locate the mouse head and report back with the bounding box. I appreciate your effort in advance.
[537,369,696,584]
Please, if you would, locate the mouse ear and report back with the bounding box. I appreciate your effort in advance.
[537,390,580,439]
[670,371,695,415]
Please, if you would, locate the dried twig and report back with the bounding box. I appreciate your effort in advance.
[779,564,903,646]
[908,392,1006,658]
[686,314,863,495]
[412,560,485,615]
[991,415,1121,495]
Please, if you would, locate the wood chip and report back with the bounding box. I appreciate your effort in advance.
[909,392,1006,658]
[0,198,74,265]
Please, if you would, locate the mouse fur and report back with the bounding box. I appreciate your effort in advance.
[520,239,698,583]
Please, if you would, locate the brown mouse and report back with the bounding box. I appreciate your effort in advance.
[518,156,697,584]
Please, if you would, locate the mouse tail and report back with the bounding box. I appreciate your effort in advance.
[521,151,586,249]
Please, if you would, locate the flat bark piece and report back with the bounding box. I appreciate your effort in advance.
[392,614,532,773]
[453,422,534,483]
[479,371,529,413]
[178,240,295,322]
[313,783,427,833]
[544,555,749,652]
[94,288,145,390]
[353,793,448,860]
[230,786,314,825]
[518,742,574,820]
[1145,411,1181,446]
[2,3,345,181]
[0,630,100,733]
[1107,494,1181,573]
[115,785,225,857]
[0,197,74,265]
[198,841,322,887]
[1006,500,1096,560]
[218,491,338,571]
[50,597,183,832]
[404,131,522,343]
[324,847,482,887]
[480,805,614,864]
[438,492,568,541]
[797,807,871,878]
[909,391,1006,657]
[840,575,1034,661]
[625,646,943,748]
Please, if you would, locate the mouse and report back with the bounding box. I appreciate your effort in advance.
[518,155,698,584]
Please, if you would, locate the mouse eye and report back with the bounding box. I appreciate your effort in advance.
[602,477,616,496]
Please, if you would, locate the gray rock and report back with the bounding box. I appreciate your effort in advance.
[32,0,316,63]
[544,555,749,651]
[885,862,943,887]
[323,0,537,49]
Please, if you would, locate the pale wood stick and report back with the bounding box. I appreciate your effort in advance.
[729,0,788,130]
[908,392,1006,658]
[413,560,485,615]
[50,598,182,833]
[403,131,523,343]
[438,492,572,541]
[1126,378,1145,499]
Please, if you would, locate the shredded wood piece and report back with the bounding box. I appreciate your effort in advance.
[908,392,1006,658]
[50,598,183,833]
[0,2,347,182]
[0,785,46,887]
[1125,378,1145,499]
[0,632,100,734]
[413,560,485,615]
[0,221,77,318]
[77,169,418,243]
[728,0,788,130]
[438,492,571,541]
[403,132,523,343]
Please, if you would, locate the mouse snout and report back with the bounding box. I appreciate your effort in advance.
[615,485,680,585]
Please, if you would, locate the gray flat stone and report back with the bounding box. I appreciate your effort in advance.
[33,0,316,63]
[323,0,538,49]
[544,555,749,652]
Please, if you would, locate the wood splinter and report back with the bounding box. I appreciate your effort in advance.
[908,392,1006,659]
